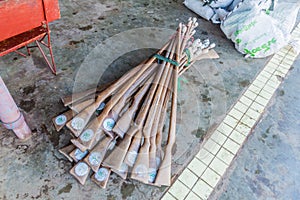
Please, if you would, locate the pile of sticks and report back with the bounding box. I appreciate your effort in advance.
[53,18,218,188]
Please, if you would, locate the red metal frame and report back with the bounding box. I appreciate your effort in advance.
[0,0,59,74]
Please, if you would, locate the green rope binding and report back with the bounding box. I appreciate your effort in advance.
[153,54,179,66]
[184,48,191,67]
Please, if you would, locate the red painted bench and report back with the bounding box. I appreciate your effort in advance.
[0,0,60,74]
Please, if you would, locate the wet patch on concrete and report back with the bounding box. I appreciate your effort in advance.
[21,85,36,95]
[201,93,212,102]
[40,124,60,147]
[107,194,117,200]
[31,54,48,70]
[79,25,93,31]
[69,39,85,46]
[58,183,73,195]
[278,89,285,96]
[121,182,135,199]
[239,79,250,87]
[19,99,35,113]
[191,128,205,139]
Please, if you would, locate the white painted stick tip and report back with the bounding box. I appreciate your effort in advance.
[191,30,196,36]
[192,17,197,24]
[209,43,216,49]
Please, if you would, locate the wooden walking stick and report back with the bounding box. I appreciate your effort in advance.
[124,129,142,167]
[71,128,106,152]
[61,80,115,107]
[69,147,88,163]
[59,144,76,162]
[90,50,173,136]
[62,88,97,107]
[91,166,111,188]
[84,136,114,172]
[148,68,173,183]
[155,89,171,170]
[154,23,182,186]
[70,161,91,185]
[52,109,74,131]
[111,163,129,179]
[179,48,219,75]
[69,98,95,113]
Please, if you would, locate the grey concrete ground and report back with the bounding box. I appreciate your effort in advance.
[211,58,300,200]
[0,0,297,200]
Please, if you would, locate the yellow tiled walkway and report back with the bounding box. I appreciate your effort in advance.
[161,24,300,200]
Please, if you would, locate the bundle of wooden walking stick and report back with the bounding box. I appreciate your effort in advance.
[53,18,219,188]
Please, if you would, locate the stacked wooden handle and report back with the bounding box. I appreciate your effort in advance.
[53,18,219,188]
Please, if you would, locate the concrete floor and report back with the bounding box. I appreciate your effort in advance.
[214,58,300,200]
[0,0,297,199]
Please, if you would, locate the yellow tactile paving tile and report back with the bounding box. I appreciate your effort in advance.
[255,95,270,107]
[234,101,248,113]
[228,107,244,120]
[250,101,265,114]
[161,24,299,200]
[178,168,198,189]
[229,130,246,145]
[268,75,281,86]
[258,89,273,100]
[169,181,190,200]
[266,61,280,70]
[243,89,257,100]
[244,107,261,121]
[210,130,227,146]
[161,192,176,200]
[185,191,203,200]
[201,168,221,188]
[247,84,262,94]
[252,78,266,89]
[239,95,253,106]
[256,73,269,83]
[223,138,240,155]
[192,179,213,200]
[223,115,239,129]
[196,148,214,165]
[203,139,221,155]
[234,123,251,137]
[216,147,234,165]
[209,157,228,176]
[187,157,207,176]
[216,122,233,136]
[263,65,277,74]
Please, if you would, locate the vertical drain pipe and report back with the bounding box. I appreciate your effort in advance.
[0,76,31,140]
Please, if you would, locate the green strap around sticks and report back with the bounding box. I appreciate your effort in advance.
[153,50,191,91]
[184,48,191,67]
[153,54,179,66]
[153,48,191,67]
